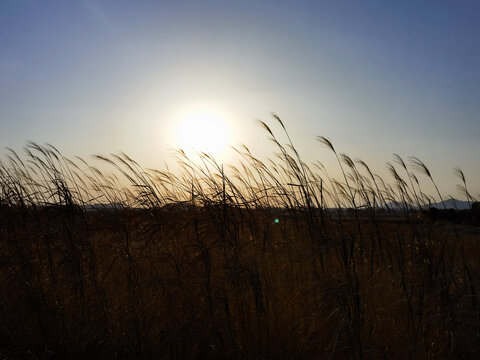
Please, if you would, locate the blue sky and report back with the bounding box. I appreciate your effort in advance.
[1,0,479,197]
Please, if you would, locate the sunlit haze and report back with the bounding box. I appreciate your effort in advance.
[173,105,231,157]
[0,0,479,197]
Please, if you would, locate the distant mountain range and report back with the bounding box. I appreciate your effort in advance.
[386,198,473,210]
[81,199,475,212]
[429,199,472,210]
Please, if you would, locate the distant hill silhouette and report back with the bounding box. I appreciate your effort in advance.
[429,198,471,210]
[384,198,473,211]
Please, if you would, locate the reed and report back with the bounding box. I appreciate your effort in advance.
[0,116,479,359]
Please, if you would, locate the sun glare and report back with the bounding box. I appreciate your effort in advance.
[175,108,230,157]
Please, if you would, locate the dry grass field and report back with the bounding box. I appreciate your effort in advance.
[1,120,479,359]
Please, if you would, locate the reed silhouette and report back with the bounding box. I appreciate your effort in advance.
[0,115,479,359]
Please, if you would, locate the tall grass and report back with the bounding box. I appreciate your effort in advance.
[0,116,479,359]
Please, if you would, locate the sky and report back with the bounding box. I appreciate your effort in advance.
[1,0,479,198]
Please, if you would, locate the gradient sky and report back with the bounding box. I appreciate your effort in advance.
[1,0,479,198]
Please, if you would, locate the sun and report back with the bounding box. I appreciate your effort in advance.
[176,108,230,157]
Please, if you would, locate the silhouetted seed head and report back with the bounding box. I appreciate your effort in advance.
[316,136,335,153]
[454,167,466,183]
[410,157,432,178]
[340,153,355,169]
[271,112,286,131]
[393,153,407,170]
[257,120,274,137]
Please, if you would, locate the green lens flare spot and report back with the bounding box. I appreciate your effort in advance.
[274,218,279,224]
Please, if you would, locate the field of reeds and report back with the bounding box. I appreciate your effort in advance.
[1,116,479,359]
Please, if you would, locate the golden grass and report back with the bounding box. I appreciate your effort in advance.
[0,116,479,359]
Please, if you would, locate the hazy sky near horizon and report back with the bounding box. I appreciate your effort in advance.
[1,0,479,197]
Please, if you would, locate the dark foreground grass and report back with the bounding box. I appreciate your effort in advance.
[1,118,479,359]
